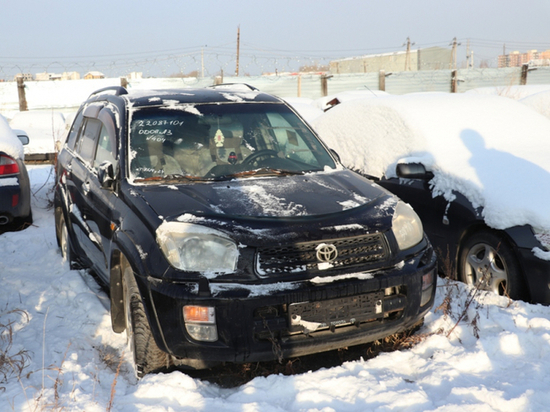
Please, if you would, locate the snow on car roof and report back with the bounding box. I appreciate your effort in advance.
[312,93,550,232]
[0,113,24,159]
[520,89,550,120]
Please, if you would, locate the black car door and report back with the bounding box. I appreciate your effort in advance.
[85,108,120,283]
[70,115,106,270]
[378,175,455,259]
[69,105,120,282]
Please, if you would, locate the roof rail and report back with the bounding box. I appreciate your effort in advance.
[88,86,128,99]
[208,83,259,91]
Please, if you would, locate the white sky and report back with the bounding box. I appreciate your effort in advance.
[1,0,549,78]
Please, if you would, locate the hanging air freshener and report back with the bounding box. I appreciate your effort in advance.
[214,129,225,147]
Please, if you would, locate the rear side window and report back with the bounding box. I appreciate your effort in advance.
[66,111,84,151]
[75,119,101,164]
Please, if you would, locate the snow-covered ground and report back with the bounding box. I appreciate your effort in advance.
[1,166,550,411]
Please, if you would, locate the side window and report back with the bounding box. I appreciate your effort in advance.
[93,124,116,170]
[66,110,85,151]
[75,119,102,165]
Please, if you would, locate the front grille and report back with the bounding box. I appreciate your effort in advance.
[256,233,390,276]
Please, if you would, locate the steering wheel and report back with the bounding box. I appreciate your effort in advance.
[243,149,279,165]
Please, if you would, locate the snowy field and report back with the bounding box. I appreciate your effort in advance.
[2,86,550,411]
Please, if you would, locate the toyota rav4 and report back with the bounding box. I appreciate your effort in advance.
[54,84,437,376]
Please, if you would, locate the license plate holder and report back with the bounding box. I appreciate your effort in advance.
[288,292,384,333]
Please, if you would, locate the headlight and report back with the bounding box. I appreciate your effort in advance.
[156,222,238,273]
[392,201,423,251]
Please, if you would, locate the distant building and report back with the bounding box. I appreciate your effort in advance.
[498,50,550,68]
[35,72,66,81]
[35,72,53,81]
[330,46,453,74]
[84,71,105,79]
[62,71,81,80]
[14,73,33,81]
[127,71,143,80]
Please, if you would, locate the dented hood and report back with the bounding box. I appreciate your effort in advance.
[135,169,387,219]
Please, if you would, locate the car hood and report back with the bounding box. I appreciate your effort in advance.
[135,169,387,220]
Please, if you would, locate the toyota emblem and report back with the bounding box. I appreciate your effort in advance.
[316,243,338,263]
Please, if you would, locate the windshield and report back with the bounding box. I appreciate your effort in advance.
[128,102,335,181]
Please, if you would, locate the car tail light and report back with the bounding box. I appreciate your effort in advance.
[0,154,20,176]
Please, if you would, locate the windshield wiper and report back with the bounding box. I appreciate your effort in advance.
[135,174,206,183]
[214,168,305,181]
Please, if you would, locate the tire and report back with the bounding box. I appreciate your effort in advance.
[458,230,528,300]
[121,255,170,377]
[58,212,77,270]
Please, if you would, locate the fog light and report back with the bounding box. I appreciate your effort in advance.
[183,306,218,342]
[420,270,435,307]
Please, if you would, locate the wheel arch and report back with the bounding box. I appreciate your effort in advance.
[108,231,171,353]
[109,231,149,333]
[456,223,531,301]
[455,222,520,266]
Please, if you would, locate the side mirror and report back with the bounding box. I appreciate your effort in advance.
[330,148,341,163]
[15,132,29,145]
[396,163,433,179]
[98,161,115,190]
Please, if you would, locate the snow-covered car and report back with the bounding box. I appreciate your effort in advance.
[10,110,66,161]
[54,85,437,376]
[314,93,550,303]
[0,114,32,231]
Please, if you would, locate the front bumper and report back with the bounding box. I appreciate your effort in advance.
[140,249,437,366]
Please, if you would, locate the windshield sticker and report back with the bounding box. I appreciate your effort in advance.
[287,130,299,146]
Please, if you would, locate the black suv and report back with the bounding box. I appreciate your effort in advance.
[54,84,437,376]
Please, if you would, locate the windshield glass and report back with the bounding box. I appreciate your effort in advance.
[128,103,335,181]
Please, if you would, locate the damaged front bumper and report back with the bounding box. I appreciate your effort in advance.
[139,248,437,366]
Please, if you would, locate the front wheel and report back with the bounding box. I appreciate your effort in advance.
[458,230,528,301]
[121,255,170,377]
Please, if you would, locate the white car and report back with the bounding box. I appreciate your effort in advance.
[0,114,32,230]
[9,111,65,161]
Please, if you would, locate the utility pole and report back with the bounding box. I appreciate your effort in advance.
[235,25,240,77]
[405,37,414,71]
[201,47,205,78]
[450,37,460,70]
[466,39,470,69]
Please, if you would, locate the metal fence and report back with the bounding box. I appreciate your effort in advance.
[1,67,550,116]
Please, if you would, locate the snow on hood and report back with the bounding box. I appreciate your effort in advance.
[315,89,389,111]
[0,113,24,159]
[140,169,383,219]
[283,97,324,123]
[312,93,550,231]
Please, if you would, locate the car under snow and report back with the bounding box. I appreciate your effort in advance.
[313,92,550,303]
